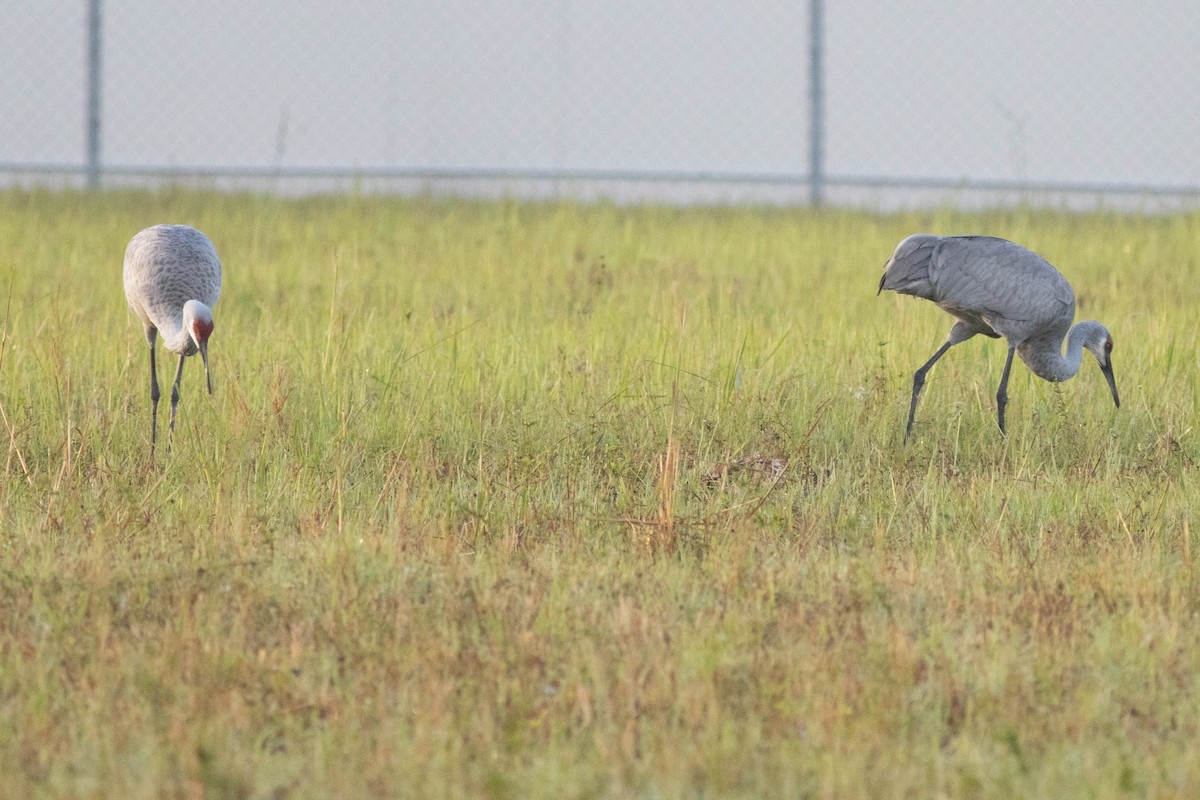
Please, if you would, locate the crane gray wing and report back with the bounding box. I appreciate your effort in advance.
[930,236,1074,339]
[878,234,941,299]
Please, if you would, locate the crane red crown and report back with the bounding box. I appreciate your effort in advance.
[192,319,215,342]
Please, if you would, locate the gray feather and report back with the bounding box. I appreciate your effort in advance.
[123,225,222,354]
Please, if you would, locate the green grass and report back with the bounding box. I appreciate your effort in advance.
[1,187,1199,798]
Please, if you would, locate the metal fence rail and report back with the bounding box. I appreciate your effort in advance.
[3,1,1198,208]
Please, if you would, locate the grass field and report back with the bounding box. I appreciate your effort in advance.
[1,188,1198,798]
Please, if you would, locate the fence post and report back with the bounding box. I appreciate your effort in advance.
[85,0,103,189]
[809,0,824,207]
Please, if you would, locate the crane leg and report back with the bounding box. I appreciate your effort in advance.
[167,353,186,454]
[146,331,160,461]
[905,341,955,442]
[995,345,1017,436]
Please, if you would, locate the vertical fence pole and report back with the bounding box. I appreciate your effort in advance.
[85,0,103,189]
[808,0,824,207]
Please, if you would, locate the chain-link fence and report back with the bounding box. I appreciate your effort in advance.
[3,1,1198,207]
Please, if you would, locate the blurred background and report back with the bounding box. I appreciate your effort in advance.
[3,1,1198,209]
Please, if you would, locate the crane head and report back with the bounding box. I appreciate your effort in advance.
[1084,326,1118,409]
[182,300,215,394]
[1099,336,1118,409]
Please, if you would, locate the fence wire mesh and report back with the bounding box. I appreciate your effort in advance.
[2,1,1198,207]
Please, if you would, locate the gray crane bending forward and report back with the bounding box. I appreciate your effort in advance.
[124,225,222,458]
[878,234,1119,439]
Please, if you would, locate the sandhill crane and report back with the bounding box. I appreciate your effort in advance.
[878,234,1119,439]
[123,224,222,457]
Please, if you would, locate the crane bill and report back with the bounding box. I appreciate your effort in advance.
[200,340,213,394]
[1100,357,1119,408]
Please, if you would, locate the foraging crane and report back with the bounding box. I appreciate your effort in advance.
[123,224,222,457]
[878,234,1119,439]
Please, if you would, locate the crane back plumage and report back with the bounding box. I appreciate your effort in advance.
[879,234,1078,381]
[124,225,222,354]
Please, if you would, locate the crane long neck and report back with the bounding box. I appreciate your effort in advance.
[161,300,214,356]
[1021,323,1089,383]
[161,316,192,354]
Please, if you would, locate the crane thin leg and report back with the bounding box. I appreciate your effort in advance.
[995,345,1017,436]
[905,340,955,442]
[147,331,160,461]
[167,352,186,454]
